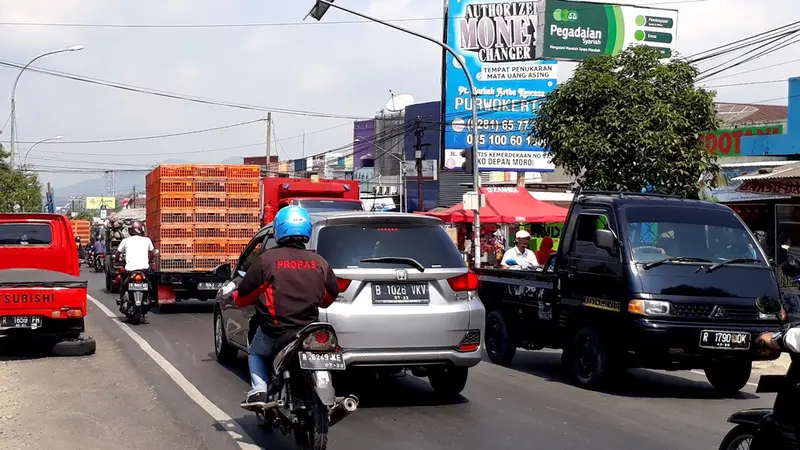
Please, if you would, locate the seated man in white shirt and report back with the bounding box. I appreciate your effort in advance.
[501,230,540,270]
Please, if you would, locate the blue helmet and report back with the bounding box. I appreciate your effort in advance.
[274,205,312,243]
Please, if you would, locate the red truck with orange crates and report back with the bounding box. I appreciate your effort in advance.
[144,164,263,306]
[261,177,361,225]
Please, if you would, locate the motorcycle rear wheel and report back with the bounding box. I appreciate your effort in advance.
[293,397,328,450]
[719,424,754,450]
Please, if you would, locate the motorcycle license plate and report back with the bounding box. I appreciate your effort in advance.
[699,330,751,350]
[1,315,42,330]
[298,352,346,371]
[197,282,223,291]
[129,283,148,291]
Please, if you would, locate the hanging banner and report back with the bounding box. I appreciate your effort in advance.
[441,0,557,173]
[702,164,791,202]
[737,180,800,197]
[538,0,678,61]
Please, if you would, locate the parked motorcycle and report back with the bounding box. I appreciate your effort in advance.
[719,296,787,450]
[248,322,358,450]
[117,270,151,325]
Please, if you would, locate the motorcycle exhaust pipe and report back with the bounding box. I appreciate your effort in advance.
[342,395,358,412]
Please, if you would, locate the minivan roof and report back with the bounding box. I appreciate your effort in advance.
[257,212,444,235]
[578,192,731,212]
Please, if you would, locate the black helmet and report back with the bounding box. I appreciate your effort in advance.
[129,221,145,236]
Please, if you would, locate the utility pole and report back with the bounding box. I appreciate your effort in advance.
[413,117,425,213]
[132,186,136,209]
[265,112,272,177]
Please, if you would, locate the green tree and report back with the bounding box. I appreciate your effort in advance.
[531,46,720,197]
[0,144,43,212]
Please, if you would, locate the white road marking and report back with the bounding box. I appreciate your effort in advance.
[689,369,758,387]
[87,295,262,450]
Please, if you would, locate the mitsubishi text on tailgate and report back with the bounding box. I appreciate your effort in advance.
[0,214,95,355]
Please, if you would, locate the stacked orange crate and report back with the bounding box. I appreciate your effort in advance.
[224,165,261,268]
[147,164,262,272]
[70,219,91,242]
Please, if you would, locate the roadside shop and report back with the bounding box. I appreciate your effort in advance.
[420,186,568,267]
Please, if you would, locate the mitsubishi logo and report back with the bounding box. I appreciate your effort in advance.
[710,306,728,319]
[395,270,408,281]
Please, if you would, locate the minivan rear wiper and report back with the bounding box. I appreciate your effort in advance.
[360,257,425,272]
[705,258,761,273]
[642,257,712,270]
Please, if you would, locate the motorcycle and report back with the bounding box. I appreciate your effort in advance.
[248,322,359,450]
[85,248,94,268]
[117,269,151,325]
[94,253,105,272]
[719,296,788,450]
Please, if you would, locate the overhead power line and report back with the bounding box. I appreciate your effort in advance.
[0,17,440,29]
[0,59,368,120]
[15,118,265,144]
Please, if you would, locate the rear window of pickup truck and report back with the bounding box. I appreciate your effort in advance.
[0,223,53,246]
[317,224,464,269]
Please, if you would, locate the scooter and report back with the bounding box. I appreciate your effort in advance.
[719,296,788,450]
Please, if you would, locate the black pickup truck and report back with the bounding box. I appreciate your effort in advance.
[477,191,781,395]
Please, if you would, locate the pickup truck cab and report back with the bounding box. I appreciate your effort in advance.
[0,213,96,356]
[478,191,780,395]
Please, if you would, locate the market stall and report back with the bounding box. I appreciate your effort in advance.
[421,186,568,267]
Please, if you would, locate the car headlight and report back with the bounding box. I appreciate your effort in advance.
[628,299,671,316]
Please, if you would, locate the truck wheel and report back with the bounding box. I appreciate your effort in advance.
[566,327,618,390]
[485,310,517,365]
[214,309,238,364]
[428,367,468,398]
[52,336,96,357]
[705,360,751,396]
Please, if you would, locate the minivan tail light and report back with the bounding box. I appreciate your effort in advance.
[337,278,351,292]
[447,271,478,292]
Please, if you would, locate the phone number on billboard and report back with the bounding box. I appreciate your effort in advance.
[465,133,544,147]
[456,118,534,133]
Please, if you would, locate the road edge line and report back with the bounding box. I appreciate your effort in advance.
[87,295,262,450]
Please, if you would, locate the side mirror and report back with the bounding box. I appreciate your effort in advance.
[214,263,232,280]
[756,297,783,318]
[595,229,616,253]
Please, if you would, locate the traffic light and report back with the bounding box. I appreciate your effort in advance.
[460,148,474,174]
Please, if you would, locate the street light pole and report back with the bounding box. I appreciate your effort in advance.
[9,45,84,168]
[310,1,482,266]
[23,135,63,166]
[355,137,406,213]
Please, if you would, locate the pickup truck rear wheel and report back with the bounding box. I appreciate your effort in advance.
[566,327,618,390]
[52,336,96,357]
[485,310,517,365]
[214,309,238,364]
[705,360,751,396]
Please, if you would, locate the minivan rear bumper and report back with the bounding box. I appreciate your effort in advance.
[627,318,780,368]
[341,347,483,368]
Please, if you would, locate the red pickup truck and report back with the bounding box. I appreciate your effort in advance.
[0,213,96,356]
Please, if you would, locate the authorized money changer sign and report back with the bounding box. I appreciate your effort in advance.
[539,0,678,61]
[442,0,557,172]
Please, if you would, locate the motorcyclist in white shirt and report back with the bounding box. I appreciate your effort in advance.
[114,221,156,301]
[501,230,540,270]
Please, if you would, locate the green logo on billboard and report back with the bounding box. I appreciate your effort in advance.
[553,8,578,21]
[635,15,645,26]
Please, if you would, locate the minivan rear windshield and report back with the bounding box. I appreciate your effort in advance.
[622,206,763,264]
[316,224,464,269]
[0,223,53,245]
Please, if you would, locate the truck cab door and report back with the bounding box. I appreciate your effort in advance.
[559,207,626,324]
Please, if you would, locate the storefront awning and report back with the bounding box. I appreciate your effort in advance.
[421,187,568,224]
[732,162,800,197]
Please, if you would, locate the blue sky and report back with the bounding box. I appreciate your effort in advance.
[1,0,797,190]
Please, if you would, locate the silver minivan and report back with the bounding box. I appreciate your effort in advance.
[213,212,485,397]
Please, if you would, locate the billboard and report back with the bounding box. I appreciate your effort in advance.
[701,164,790,203]
[704,125,784,157]
[539,0,678,61]
[441,0,558,173]
[86,197,115,209]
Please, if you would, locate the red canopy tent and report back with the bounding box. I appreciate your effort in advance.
[422,187,568,223]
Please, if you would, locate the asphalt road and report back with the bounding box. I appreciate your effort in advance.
[81,269,774,450]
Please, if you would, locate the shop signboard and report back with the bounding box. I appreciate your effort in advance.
[403,160,438,180]
[737,179,800,197]
[441,0,558,173]
[538,0,678,61]
[703,125,784,157]
[86,196,116,210]
[702,164,791,202]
